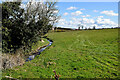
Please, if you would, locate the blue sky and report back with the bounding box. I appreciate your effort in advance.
[56,2,118,29]
[1,1,119,29]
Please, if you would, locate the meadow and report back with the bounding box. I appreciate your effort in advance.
[2,29,119,78]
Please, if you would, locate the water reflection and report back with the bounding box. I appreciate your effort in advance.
[26,39,53,61]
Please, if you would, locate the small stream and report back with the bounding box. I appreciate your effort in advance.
[26,38,53,62]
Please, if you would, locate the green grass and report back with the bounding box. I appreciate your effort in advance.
[2,29,119,78]
[31,38,49,51]
[22,38,49,58]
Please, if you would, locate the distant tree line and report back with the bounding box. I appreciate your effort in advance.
[2,1,59,53]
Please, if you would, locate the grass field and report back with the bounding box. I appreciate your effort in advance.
[31,38,49,53]
[2,29,119,78]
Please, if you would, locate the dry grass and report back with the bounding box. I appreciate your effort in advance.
[2,49,25,69]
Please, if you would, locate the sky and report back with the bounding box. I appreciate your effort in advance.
[1,1,119,29]
[56,2,118,29]
[0,0,120,2]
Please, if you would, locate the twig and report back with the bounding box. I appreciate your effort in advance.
[53,70,61,80]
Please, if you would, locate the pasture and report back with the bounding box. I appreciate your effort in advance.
[2,29,119,78]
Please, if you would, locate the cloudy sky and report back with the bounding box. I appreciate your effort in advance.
[56,2,118,29]
[1,1,119,29]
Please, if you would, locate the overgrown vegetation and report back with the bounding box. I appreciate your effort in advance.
[2,29,119,78]
[2,1,59,53]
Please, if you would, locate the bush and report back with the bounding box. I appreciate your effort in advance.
[2,1,59,53]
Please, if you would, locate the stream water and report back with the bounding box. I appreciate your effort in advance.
[26,38,53,62]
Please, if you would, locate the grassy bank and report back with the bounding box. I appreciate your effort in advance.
[29,38,49,55]
[2,38,49,78]
[2,29,119,78]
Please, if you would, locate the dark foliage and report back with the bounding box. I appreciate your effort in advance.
[2,1,59,53]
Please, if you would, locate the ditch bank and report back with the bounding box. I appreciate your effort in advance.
[2,37,53,69]
[26,37,53,61]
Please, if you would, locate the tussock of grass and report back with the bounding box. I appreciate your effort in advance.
[2,29,119,78]
[32,38,49,51]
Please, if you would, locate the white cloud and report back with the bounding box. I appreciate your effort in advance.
[95,17,118,28]
[97,16,104,18]
[80,8,86,10]
[82,15,91,17]
[53,10,59,14]
[71,17,82,21]
[55,6,58,8]
[86,15,91,17]
[68,21,73,25]
[71,11,83,16]
[81,16,85,17]
[96,17,117,26]
[93,10,99,12]
[59,18,66,22]
[58,18,67,26]
[101,10,118,16]
[67,6,77,10]
[57,15,118,29]
[82,18,95,24]
[63,12,69,16]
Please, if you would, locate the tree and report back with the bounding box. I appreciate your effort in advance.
[78,24,81,30]
[22,1,59,52]
[93,26,96,30]
[2,1,25,52]
[78,24,84,30]
[2,1,59,53]
[85,27,87,30]
[81,26,84,30]
[88,27,91,30]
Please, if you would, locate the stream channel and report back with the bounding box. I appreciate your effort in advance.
[26,38,53,62]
